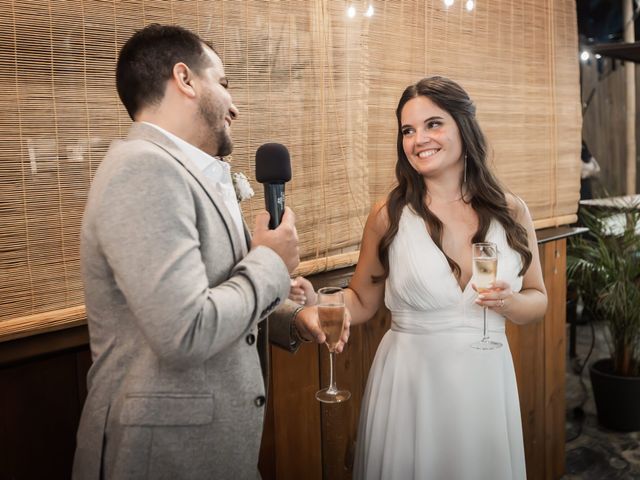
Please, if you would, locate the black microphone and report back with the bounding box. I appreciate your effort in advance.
[255,143,291,229]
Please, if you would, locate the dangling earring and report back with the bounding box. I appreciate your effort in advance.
[463,153,468,184]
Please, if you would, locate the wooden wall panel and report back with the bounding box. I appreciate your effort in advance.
[0,347,91,480]
[0,238,568,480]
[543,240,567,480]
[506,240,567,480]
[269,342,322,480]
[506,292,546,479]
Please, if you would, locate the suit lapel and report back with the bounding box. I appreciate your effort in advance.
[126,122,245,264]
[242,219,252,253]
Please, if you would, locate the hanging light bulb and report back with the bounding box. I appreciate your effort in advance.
[444,0,454,7]
[465,0,475,11]
[364,4,375,17]
[580,50,590,62]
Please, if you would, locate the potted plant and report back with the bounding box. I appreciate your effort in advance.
[567,202,640,431]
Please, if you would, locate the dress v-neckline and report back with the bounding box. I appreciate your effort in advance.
[457,277,472,295]
[413,209,477,296]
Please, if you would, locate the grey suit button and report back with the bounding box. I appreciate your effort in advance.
[246,334,256,345]
[254,396,266,407]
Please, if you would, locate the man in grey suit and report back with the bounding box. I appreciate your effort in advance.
[73,24,325,479]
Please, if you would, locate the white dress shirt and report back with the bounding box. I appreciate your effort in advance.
[143,122,247,252]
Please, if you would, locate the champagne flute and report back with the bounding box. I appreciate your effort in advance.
[315,287,351,403]
[470,242,502,350]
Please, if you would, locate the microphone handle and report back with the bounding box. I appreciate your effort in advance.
[264,183,285,229]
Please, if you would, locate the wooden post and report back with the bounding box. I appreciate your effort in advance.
[625,0,636,194]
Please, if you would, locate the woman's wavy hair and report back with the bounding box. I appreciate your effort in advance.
[374,76,532,282]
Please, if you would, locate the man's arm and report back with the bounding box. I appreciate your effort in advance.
[94,147,291,367]
[268,299,306,353]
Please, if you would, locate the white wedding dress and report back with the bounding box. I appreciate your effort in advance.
[353,206,527,480]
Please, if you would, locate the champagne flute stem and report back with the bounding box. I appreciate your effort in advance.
[327,351,337,394]
[483,306,488,340]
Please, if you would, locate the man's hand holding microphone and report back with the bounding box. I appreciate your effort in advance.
[250,143,349,352]
[251,207,299,273]
[250,143,299,273]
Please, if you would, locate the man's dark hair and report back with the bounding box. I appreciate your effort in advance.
[116,23,215,120]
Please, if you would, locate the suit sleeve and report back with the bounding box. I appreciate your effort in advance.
[93,147,290,367]
[268,299,304,352]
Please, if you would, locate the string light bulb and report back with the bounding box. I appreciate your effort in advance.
[347,5,356,18]
[364,4,374,17]
[465,0,475,11]
[444,0,454,7]
[580,50,590,62]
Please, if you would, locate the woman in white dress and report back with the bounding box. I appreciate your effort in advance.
[295,76,547,479]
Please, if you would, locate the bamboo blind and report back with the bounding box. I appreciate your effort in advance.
[0,0,581,335]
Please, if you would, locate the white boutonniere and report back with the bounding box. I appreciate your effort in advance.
[231,172,255,202]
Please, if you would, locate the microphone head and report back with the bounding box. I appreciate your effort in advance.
[255,143,291,183]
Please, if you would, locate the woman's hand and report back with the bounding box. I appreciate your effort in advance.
[293,306,351,353]
[289,276,318,306]
[472,279,514,312]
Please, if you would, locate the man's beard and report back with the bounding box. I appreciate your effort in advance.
[214,127,233,157]
[198,91,233,157]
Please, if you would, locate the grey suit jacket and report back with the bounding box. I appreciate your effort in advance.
[73,123,300,480]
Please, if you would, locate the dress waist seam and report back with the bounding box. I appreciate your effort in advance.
[390,324,506,335]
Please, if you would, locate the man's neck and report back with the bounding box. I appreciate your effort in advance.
[137,110,194,142]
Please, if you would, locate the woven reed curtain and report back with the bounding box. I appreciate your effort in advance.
[365,0,581,226]
[0,0,580,335]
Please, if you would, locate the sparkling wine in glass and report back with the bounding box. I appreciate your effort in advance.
[315,287,351,403]
[470,242,502,350]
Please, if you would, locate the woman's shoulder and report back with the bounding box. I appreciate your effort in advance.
[503,193,535,229]
[505,193,530,220]
[366,198,393,236]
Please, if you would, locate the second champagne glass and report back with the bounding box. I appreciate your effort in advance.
[470,242,503,350]
[315,287,351,403]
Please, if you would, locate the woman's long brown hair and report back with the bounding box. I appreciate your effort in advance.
[374,76,532,282]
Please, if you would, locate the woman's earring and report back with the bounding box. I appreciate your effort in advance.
[463,154,468,184]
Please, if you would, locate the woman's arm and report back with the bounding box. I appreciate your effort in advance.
[344,201,388,325]
[293,200,389,346]
[475,196,548,325]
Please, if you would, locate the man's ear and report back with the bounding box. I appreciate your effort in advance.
[173,63,197,99]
